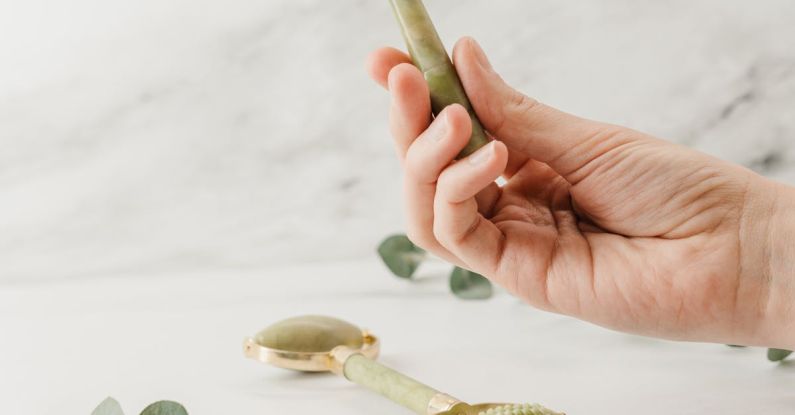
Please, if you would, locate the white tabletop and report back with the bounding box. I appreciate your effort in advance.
[2,259,792,414]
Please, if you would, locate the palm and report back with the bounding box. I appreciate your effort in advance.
[367,38,784,347]
[487,148,747,340]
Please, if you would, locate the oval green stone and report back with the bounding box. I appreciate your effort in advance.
[255,315,364,353]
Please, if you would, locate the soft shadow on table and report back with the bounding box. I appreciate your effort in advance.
[247,370,350,398]
[774,359,795,370]
[264,370,335,382]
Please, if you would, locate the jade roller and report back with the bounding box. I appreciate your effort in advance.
[244,315,563,415]
[388,0,490,158]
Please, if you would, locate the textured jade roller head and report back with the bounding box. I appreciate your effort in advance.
[244,315,563,415]
[474,404,557,415]
[439,403,561,415]
[388,0,490,158]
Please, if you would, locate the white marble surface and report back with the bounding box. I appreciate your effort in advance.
[2,259,793,414]
[2,0,795,413]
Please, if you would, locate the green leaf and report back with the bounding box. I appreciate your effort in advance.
[139,401,188,415]
[767,348,793,362]
[726,344,747,348]
[449,267,492,300]
[377,234,426,279]
[92,397,124,415]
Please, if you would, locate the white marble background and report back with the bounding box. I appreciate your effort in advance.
[1,0,794,281]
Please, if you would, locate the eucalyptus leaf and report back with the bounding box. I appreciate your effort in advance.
[726,344,747,348]
[92,397,124,415]
[139,401,188,415]
[767,348,793,362]
[377,234,426,279]
[449,267,492,300]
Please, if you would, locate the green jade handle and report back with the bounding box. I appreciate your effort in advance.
[343,353,445,414]
[388,0,490,158]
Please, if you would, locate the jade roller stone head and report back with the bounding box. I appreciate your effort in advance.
[254,315,364,352]
[244,315,563,415]
[388,0,490,158]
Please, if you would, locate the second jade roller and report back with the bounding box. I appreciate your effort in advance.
[388,0,490,158]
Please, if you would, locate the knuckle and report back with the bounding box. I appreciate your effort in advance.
[508,91,540,119]
[388,62,416,84]
[491,90,540,138]
[405,228,430,249]
[403,149,435,184]
[435,169,464,205]
[435,169,453,194]
[430,215,456,250]
[406,228,439,253]
[458,216,482,245]
[431,221,448,246]
[560,126,638,184]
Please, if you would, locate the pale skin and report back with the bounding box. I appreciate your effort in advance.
[366,37,795,350]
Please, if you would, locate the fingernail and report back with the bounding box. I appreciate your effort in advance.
[468,141,494,165]
[425,110,448,142]
[469,38,493,71]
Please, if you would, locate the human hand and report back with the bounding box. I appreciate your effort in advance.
[366,37,794,349]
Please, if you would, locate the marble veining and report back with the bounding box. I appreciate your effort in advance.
[1,0,794,282]
[2,2,795,413]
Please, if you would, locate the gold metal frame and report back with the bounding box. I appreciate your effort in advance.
[243,329,380,372]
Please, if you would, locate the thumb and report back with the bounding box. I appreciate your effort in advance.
[453,37,640,183]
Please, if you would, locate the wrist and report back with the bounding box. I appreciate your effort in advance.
[759,180,795,349]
